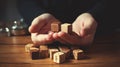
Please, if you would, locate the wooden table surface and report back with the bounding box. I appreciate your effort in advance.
[0,32,120,67]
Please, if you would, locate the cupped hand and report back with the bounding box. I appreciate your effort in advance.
[52,13,97,46]
[29,13,60,45]
[29,13,97,46]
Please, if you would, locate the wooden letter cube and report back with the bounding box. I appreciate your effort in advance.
[25,43,34,52]
[53,52,66,64]
[30,47,40,60]
[39,45,48,50]
[51,22,61,32]
[58,46,71,59]
[61,23,72,34]
[39,45,49,58]
[73,49,84,60]
[49,48,59,59]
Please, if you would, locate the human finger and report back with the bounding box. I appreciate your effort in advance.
[57,32,82,45]
[31,33,54,45]
[52,32,69,44]
[29,13,53,33]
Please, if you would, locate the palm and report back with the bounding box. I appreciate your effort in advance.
[72,13,97,45]
[29,13,60,45]
[53,13,97,46]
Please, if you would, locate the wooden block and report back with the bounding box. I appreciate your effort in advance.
[25,43,34,52]
[61,23,72,34]
[39,50,49,59]
[49,48,59,59]
[73,49,84,60]
[39,45,48,50]
[58,46,71,53]
[30,47,40,60]
[39,45,49,58]
[51,22,61,32]
[53,52,66,64]
[70,46,80,50]
[58,46,71,59]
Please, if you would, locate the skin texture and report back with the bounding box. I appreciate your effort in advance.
[29,13,97,46]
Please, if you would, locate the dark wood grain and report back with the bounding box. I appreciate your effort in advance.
[0,32,120,67]
[0,35,32,45]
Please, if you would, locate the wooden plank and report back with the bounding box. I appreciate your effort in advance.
[0,32,120,67]
[0,63,120,67]
[0,36,32,45]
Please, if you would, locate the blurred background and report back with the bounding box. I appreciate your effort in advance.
[0,0,29,36]
[0,0,22,22]
[0,0,120,36]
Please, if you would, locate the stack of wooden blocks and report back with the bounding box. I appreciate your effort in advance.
[25,22,86,64]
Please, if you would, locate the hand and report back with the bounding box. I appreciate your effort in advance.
[29,13,60,45]
[72,13,97,46]
[52,13,97,46]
